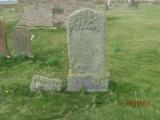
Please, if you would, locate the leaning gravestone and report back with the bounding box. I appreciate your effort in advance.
[67,8,108,92]
[0,19,10,57]
[13,27,33,58]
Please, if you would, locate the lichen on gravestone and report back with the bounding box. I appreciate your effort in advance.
[67,8,109,92]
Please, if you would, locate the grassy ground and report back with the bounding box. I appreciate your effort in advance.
[0,4,160,120]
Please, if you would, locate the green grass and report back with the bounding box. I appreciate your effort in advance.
[0,4,160,120]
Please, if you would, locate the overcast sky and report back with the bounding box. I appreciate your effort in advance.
[0,0,16,1]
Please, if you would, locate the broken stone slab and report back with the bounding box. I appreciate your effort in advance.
[30,75,62,92]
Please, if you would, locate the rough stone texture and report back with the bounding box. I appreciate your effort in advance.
[30,75,62,92]
[17,0,96,27]
[0,19,10,57]
[12,27,33,58]
[18,0,54,26]
[67,8,108,92]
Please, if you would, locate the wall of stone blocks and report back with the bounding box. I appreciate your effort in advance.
[18,0,55,26]
[18,0,97,27]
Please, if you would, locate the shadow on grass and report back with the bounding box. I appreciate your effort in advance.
[0,48,69,70]
[0,55,30,68]
[107,16,122,21]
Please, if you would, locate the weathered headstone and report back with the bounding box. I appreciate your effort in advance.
[0,19,10,57]
[12,27,33,58]
[30,75,62,92]
[67,8,108,92]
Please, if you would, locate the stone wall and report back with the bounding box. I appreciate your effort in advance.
[0,4,17,10]
[107,0,160,4]
[19,0,160,27]
[18,0,96,27]
[52,0,96,26]
[18,0,54,26]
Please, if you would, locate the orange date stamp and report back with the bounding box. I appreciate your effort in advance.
[127,99,150,107]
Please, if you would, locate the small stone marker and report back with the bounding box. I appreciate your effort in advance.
[13,27,33,58]
[0,19,10,57]
[30,75,62,92]
[67,8,109,92]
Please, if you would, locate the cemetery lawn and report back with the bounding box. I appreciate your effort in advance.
[0,4,160,120]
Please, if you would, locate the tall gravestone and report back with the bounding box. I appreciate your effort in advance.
[0,19,10,57]
[12,27,33,58]
[67,8,108,92]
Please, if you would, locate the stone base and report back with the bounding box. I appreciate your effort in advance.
[67,71,109,92]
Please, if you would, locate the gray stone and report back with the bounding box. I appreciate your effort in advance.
[67,8,109,92]
[17,0,95,27]
[12,27,33,58]
[30,75,62,92]
[0,19,10,57]
[18,0,54,26]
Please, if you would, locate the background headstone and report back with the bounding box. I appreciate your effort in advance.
[13,27,33,58]
[105,0,112,10]
[30,75,62,92]
[0,19,10,57]
[67,8,108,92]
